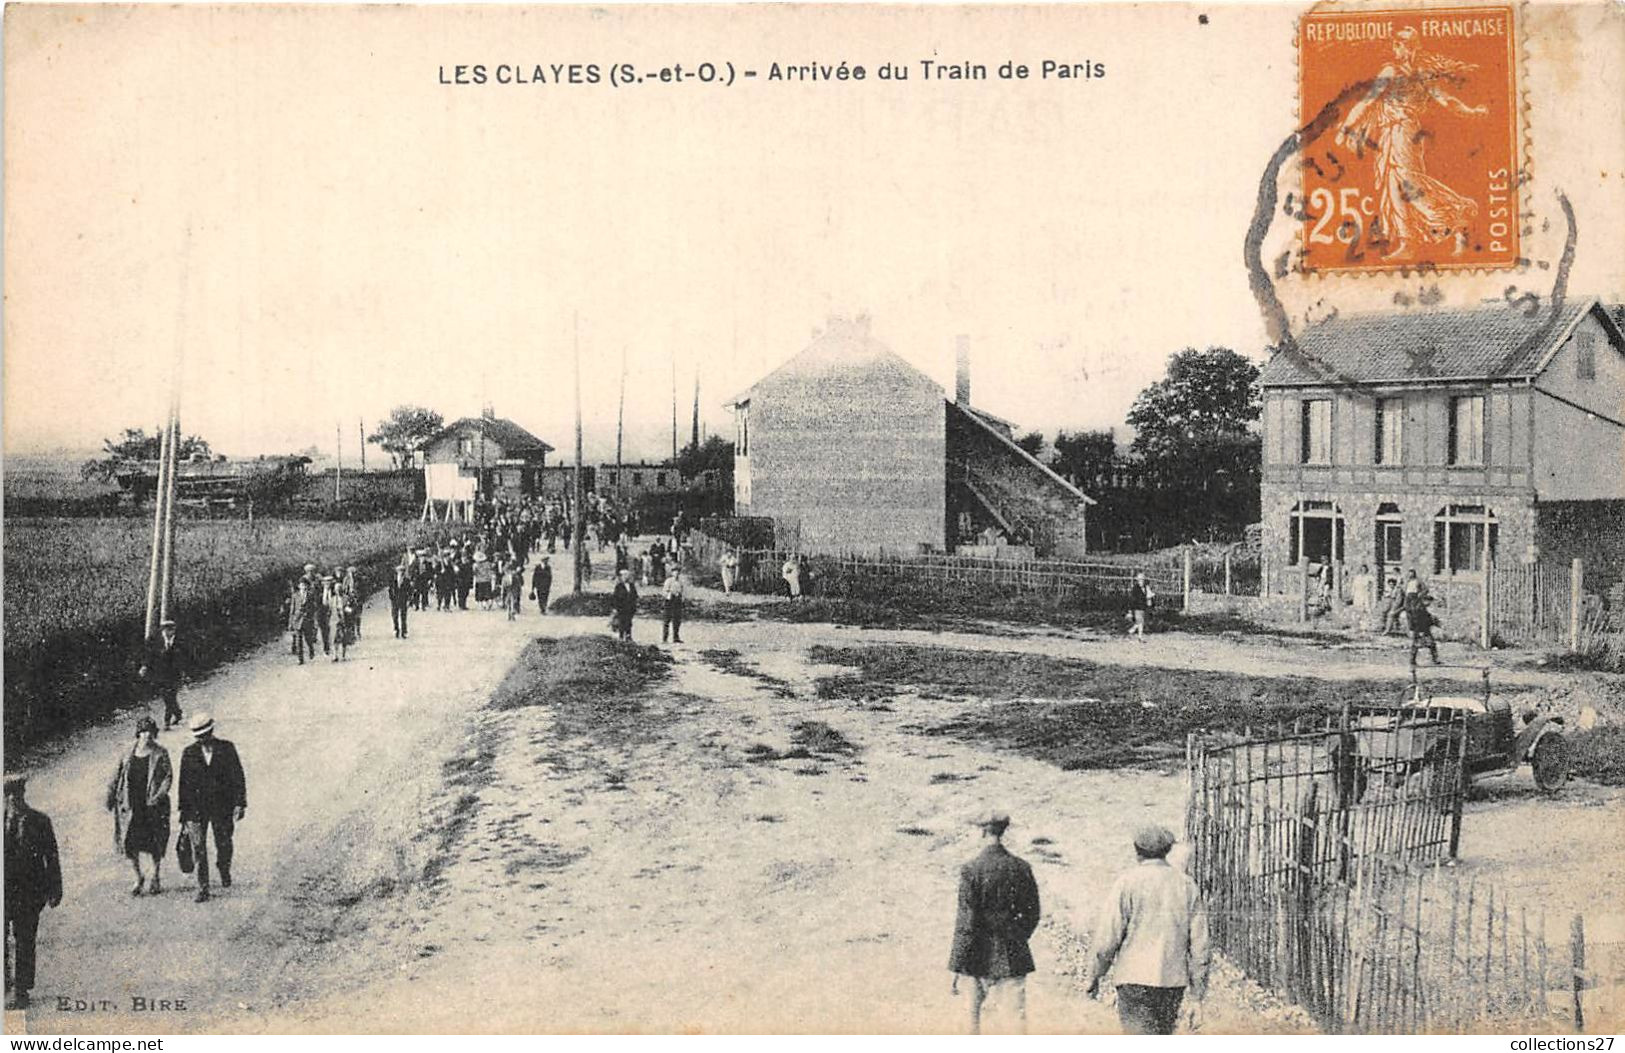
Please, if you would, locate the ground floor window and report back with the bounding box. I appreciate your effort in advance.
[1289,499,1345,565]
[1433,504,1498,574]
[1375,502,1404,594]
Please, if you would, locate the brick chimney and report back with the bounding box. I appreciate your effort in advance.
[955,335,971,405]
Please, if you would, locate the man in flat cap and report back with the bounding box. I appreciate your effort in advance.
[948,810,1041,1034]
[1084,824,1210,1034]
[177,714,247,903]
[140,617,185,729]
[4,775,61,1009]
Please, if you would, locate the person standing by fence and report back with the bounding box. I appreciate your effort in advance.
[783,555,803,599]
[1404,571,1440,666]
[948,810,1040,1035]
[720,548,739,595]
[662,567,686,644]
[1127,572,1154,639]
[1084,825,1209,1034]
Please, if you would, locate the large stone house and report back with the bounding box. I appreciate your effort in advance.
[727,317,1094,557]
[1257,299,1625,596]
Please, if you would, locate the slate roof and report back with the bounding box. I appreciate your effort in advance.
[419,417,554,453]
[1259,299,1615,387]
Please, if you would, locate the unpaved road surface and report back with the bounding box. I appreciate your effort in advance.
[10,582,1623,1034]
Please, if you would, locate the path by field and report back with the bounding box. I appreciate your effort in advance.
[8,576,1621,1034]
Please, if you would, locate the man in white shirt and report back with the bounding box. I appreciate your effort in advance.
[1084,824,1210,1034]
[662,568,686,644]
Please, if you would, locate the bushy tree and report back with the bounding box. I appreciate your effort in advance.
[1052,428,1118,485]
[369,406,444,468]
[1125,348,1260,460]
[1014,430,1048,460]
[674,435,734,476]
[80,427,212,482]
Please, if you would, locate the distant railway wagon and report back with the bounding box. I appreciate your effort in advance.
[114,455,311,509]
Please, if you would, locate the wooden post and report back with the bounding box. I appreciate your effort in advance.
[1183,545,1193,612]
[1224,551,1233,596]
[1571,914,1586,1031]
[1569,558,1583,653]
[157,412,180,623]
[1300,558,1310,623]
[573,312,587,594]
[1480,516,1493,649]
[335,421,342,503]
[142,415,176,641]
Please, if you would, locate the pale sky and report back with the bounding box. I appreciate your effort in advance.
[5,2,1622,461]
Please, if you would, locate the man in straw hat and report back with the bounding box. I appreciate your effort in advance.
[1084,824,1210,1034]
[177,714,247,903]
[4,775,61,1009]
[948,810,1041,1034]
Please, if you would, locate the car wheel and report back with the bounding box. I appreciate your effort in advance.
[1531,733,1569,793]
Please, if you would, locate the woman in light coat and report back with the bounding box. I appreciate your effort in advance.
[105,716,173,896]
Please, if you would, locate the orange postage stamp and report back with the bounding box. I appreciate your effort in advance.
[1298,4,1520,274]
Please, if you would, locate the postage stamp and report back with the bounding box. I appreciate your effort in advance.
[1297,4,1521,274]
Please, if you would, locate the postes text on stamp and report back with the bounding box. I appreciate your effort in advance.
[1298,4,1520,274]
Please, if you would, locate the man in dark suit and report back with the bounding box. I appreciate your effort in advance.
[177,714,247,903]
[140,617,185,729]
[949,810,1041,1034]
[4,775,62,1009]
[530,557,553,615]
[387,564,411,639]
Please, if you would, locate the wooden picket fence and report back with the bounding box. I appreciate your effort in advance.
[687,530,1183,602]
[1187,712,1590,1033]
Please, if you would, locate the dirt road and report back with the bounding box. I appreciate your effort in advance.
[11,581,1621,1034]
[7,591,540,1034]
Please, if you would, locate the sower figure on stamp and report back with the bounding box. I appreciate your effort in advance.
[140,617,185,729]
[1085,825,1210,1035]
[948,810,1041,1035]
[178,714,246,903]
[4,774,61,1010]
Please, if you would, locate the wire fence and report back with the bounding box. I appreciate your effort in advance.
[1187,711,1593,1033]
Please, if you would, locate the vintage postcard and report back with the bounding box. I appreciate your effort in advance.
[3,0,1623,1038]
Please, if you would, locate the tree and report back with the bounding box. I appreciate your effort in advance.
[1052,428,1118,486]
[674,435,734,477]
[1015,430,1048,460]
[368,405,444,468]
[1125,348,1261,460]
[80,427,212,482]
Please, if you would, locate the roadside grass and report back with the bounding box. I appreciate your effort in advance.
[546,591,754,623]
[699,648,798,697]
[489,635,675,741]
[3,516,430,755]
[809,643,1495,772]
[1566,726,1625,786]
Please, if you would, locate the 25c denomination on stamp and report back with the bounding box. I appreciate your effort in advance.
[1298,4,1520,274]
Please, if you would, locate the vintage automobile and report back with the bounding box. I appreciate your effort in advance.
[1338,666,1569,799]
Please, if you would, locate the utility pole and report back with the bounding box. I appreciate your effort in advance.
[142,409,175,641]
[573,312,587,593]
[670,352,678,462]
[359,417,366,471]
[157,407,179,623]
[335,421,342,503]
[617,346,627,480]
[691,370,700,454]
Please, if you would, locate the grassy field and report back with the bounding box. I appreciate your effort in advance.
[4,516,427,753]
[810,643,1495,771]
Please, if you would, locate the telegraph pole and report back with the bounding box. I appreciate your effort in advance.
[670,352,678,461]
[616,346,627,478]
[573,312,587,593]
[335,422,342,503]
